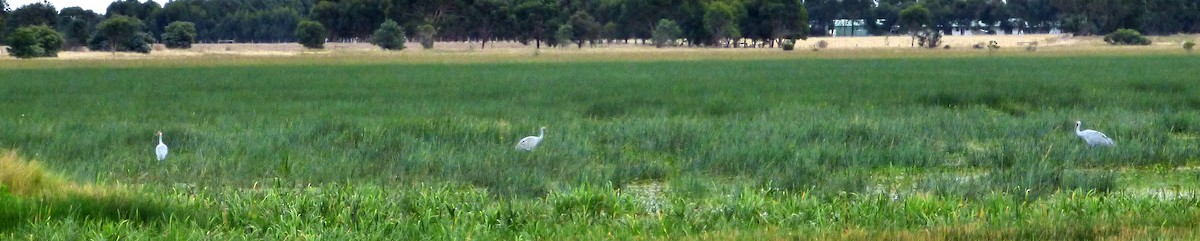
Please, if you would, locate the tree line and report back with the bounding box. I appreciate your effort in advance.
[2,0,1198,51]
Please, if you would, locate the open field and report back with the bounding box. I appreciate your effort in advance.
[1,50,1200,239]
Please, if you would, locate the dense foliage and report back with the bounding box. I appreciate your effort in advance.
[295,20,325,49]
[162,21,196,49]
[416,24,435,49]
[5,24,63,58]
[1,0,1200,49]
[90,15,152,53]
[651,19,682,48]
[1103,28,1151,45]
[57,7,102,50]
[369,19,405,50]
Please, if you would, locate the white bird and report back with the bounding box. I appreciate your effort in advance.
[155,131,169,161]
[1075,121,1115,147]
[515,127,546,151]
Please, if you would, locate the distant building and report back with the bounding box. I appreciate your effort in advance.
[831,19,869,37]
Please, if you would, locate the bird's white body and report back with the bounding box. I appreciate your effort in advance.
[156,131,169,161]
[516,127,546,151]
[1075,121,1115,147]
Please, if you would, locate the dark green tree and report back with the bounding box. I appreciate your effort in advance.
[1005,0,1058,33]
[369,19,405,50]
[619,0,663,43]
[162,21,196,49]
[7,1,57,30]
[920,0,955,34]
[804,0,837,36]
[568,11,600,48]
[417,24,436,49]
[57,7,101,50]
[6,24,63,58]
[308,1,340,38]
[651,19,682,48]
[675,0,711,46]
[465,0,511,49]
[899,5,931,47]
[513,0,556,48]
[295,20,326,49]
[91,15,153,54]
[753,0,809,47]
[704,1,741,47]
[0,0,7,43]
[554,23,572,47]
[1058,14,1097,35]
[865,0,900,35]
[61,18,88,50]
[309,0,386,41]
[106,0,164,37]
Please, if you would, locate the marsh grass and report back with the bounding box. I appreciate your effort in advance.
[2,54,1200,239]
[3,56,1198,194]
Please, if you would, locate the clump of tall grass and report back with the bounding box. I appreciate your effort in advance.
[1160,112,1200,134]
[0,150,109,198]
[549,184,641,217]
[0,150,179,231]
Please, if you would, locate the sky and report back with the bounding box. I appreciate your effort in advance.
[8,0,108,14]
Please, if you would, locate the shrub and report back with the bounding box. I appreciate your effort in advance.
[816,40,828,48]
[1185,41,1195,52]
[417,24,436,49]
[651,19,682,48]
[1103,29,1151,45]
[5,25,64,58]
[162,21,196,49]
[781,39,795,51]
[369,20,405,50]
[296,21,326,49]
[917,29,942,48]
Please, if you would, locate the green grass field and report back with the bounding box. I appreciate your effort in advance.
[2,53,1199,239]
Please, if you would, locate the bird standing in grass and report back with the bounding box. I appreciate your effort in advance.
[1075,121,1115,147]
[156,131,169,161]
[516,127,546,151]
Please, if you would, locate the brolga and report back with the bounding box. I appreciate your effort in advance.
[156,131,169,161]
[1075,121,1115,147]
[515,127,546,151]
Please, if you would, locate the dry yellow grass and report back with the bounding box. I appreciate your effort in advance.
[1,34,1196,69]
[0,150,117,198]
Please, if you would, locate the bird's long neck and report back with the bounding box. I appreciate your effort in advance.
[538,128,545,138]
[1075,123,1082,134]
[158,135,164,145]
